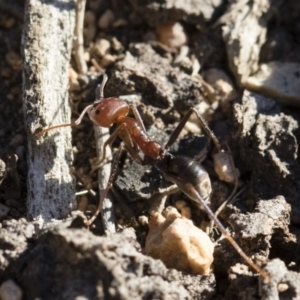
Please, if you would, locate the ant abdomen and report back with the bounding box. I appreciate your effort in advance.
[88,97,129,127]
[155,154,212,203]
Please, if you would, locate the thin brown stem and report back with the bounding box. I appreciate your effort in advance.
[74,0,87,74]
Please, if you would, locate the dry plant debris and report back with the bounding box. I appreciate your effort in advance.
[145,207,214,275]
[244,62,300,107]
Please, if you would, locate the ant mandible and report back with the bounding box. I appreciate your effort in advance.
[36,60,271,281]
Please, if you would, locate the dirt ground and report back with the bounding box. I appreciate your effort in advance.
[1,0,300,299]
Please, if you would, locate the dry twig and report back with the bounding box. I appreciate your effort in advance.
[22,0,76,222]
[73,0,87,74]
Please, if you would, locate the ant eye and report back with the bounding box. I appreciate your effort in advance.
[95,110,100,115]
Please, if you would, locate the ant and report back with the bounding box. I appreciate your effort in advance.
[36,61,271,281]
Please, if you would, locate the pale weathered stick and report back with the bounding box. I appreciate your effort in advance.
[73,0,87,74]
[22,0,76,222]
[90,63,116,233]
[94,125,116,234]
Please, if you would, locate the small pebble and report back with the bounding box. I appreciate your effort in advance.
[138,215,149,226]
[111,37,124,53]
[0,203,10,218]
[175,200,191,219]
[84,11,96,45]
[5,51,22,70]
[175,200,187,211]
[9,208,21,218]
[113,19,127,27]
[0,68,12,78]
[0,159,6,184]
[0,280,23,300]
[8,134,24,148]
[146,207,214,275]
[101,54,116,67]
[156,22,187,50]
[98,9,115,29]
[277,283,289,293]
[93,39,111,58]
[84,10,96,24]
[4,18,16,29]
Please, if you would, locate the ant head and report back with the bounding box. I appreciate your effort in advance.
[36,62,125,136]
[75,64,111,127]
[88,97,129,128]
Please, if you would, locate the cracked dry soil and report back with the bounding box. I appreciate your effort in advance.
[1,0,300,299]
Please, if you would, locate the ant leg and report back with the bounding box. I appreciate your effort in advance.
[214,185,246,220]
[124,144,153,166]
[164,108,194,149]
[86,144,123,226]
[192,108,221,152]
[129,105,147,133]
[194,148,208,163]
[90,123,126,173]
[188,184,271,281]
[124,144,143,165]
[165,107,221,152]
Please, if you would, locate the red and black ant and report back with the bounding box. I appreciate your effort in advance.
[37,61,271,281]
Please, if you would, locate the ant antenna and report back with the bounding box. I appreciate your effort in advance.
[74,104,94,125]
[91,59,107,99]
[35,122,73,137]
[36,104,94,137]
[36,60,108,138]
